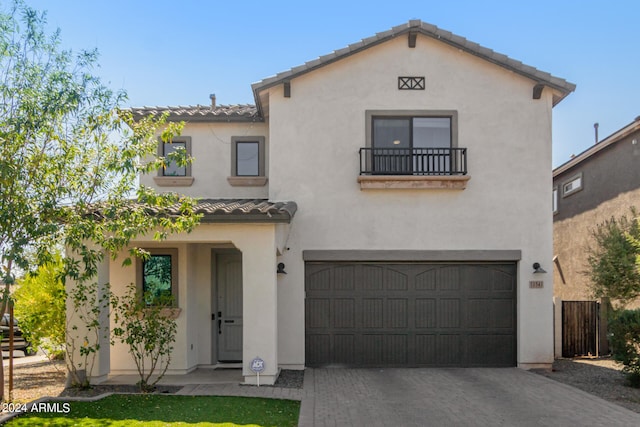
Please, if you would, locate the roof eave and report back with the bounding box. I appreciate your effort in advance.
[251,20,576,110]
[554,119,640,176]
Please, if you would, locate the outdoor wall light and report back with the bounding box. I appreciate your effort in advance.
[277,262,287,274]
[532,262,547,274]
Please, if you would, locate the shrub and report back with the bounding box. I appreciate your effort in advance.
[609,309,640,387]
[112,283,177,392]
[13,256,66,358]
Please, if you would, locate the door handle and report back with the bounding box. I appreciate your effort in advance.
[224,320,234,323]
[218,319,222,335]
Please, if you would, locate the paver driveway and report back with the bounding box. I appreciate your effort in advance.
[299,368,640,426]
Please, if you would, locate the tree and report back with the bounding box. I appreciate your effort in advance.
[13,254,66,359]
[585,209,640,304]
[0,1,200,395]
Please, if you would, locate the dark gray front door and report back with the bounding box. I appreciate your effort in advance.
[216,253,243,362]
[305,262,516,367]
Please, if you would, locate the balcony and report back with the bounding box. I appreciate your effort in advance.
[358,147,470,190]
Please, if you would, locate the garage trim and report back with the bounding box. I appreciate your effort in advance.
[303,249,522,262]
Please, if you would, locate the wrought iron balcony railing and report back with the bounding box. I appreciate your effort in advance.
[359,147,467,176]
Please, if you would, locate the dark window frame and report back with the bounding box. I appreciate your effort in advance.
[365,110,458,149]
[231,136,265,177]
[157,137,192,177]
[136,248,179,307]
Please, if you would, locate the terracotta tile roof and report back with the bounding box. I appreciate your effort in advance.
[130,104,259,123]
[252,19,576,113]
[171,199,297,223]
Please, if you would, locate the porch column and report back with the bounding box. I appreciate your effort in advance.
[65,250,111,384]
[237,227,278,385]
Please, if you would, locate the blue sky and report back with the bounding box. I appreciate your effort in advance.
[22,0,638,167]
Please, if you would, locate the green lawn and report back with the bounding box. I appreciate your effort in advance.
[5,394,300,427]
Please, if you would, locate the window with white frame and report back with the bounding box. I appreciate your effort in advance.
[553,187,558,214]
[562,172,582,197]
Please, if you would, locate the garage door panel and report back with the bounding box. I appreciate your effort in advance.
[334,334,357,365]
[415,269,437,290]
[415,299,436,328]
[307,266,331,291]
[306,334,330,366]
[334,266,356,290]
[437,334,462,365]
[493,270,516,291]
[438,299,461,328]
[305,262,516,367]
[387,299,408,328]
[415,335,436,364]
[436,267,461,291]
[362,265,384,290]
[306,299,330,328]
[466,334,515,366]
[362,335,384,365]
[385,267,408,290]
[385,335,408,364]
[363,298,384,328]
[333,299,355,328]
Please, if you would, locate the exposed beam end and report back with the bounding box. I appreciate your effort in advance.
[533,83,545,100]
[408,31,417,48]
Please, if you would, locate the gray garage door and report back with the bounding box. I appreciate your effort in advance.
[305,262,516,367]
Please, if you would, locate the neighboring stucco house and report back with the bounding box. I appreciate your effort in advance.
[552,117,640,356]
[74,20,575,385]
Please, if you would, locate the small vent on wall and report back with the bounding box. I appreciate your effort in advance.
[398,76,425,90]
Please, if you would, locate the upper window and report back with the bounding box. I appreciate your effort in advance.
[229,136,267,186]
[163,142,187,176]
[562,172,582,197]
[138,249,178,306]
[154,137,193,187]
[553,187,558,214]
[364,110,461,176]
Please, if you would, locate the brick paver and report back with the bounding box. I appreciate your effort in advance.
[299,368,640,427]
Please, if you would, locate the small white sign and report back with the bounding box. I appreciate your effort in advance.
[250,357,265,373]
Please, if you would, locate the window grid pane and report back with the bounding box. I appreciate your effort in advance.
[236,141,260,176]
[163,142,187,176]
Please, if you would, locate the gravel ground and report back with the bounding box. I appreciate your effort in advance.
[2,359,66,404]
[533,357,640,413]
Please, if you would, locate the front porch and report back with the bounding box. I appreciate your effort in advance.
[66,200,297,387]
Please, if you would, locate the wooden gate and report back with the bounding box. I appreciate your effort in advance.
[562,301,601,358]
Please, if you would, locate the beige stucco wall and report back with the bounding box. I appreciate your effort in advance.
[267,34,556,368]
[107,223,279,384]
[139,122,269,199]
[553,187,640,303]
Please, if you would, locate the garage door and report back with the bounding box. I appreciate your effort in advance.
[305,262,516,367]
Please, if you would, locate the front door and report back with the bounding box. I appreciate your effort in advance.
[216,253,243,362]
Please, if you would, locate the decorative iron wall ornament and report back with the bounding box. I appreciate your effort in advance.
[398,76,425,90]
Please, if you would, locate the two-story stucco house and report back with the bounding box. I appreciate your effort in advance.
[79,20,575,385]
